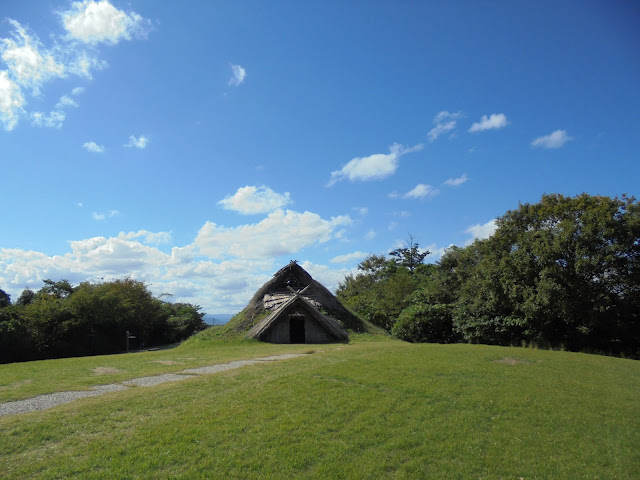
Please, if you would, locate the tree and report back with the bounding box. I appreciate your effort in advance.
[337,247,433,332]
[38,279,75,299]
[389,235,430,273]
[16,288,35,306]
[0,288,10,308]
[1,277,209,364]
[453,193,640,354]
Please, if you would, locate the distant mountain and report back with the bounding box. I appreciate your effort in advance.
[203,313,236,325]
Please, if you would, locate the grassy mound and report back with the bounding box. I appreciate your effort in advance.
[1,340,638,478]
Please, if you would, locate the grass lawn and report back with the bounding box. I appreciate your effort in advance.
[0,329,318,403]
[1,335,639,479]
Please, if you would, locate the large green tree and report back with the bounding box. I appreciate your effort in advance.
[452,193,640,354]
[0,288,10,308]
[337,241,435,331]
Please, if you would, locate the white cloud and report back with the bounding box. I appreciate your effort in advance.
[531,129,573,149]
[71,86,85,95]
[469,113,508,133]
[228,64,246,86]
[124,134,148,149]
[330,251,368,264]
[365,229,376,240]
[422,243,450,262]
[427,110,462,142]
[92,209,119,221]
[194,209,351,259]
[118,230,172,245]
[0,210,359,313]
[328,143,423,186]
[65,50,107,79]
[218,186,291,215]
[0,20,65,95]
[353,207,368,216]
[0,4,147,131]
[31,110,66,128]
[56,95,78,109]
[299,261,351,294]
[0,71,24,130]
[83,141,104,152]
[444,173,468,187]
[29,93,78,129]
[403,183,439,199]
[61,0,148,45]
[464,219,497,245]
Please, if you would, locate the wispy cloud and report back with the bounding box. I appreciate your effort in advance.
[469,113,508,133]
[118,229,171,245]
[124,134,148,149]
[0,2,149,131]
[55,95,78,109]
[1,20,65,95]
[531,129,573,149]
[92,209,119,221]
[228,64,246,86]
[427,110,462,142]
[328,143,423,186]
[30,93,79,129]
[330,251,368,264]
[83,141,104,153]
[353,207,368,216]
[61,0,149,45]
[0,71,24,130]
[403,183,439,199]
[218,186,292,215]
[444,173,468,187]
[464,219,497,245]
[31,110,66,128]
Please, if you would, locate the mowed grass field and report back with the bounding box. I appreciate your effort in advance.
[1,334,639,479]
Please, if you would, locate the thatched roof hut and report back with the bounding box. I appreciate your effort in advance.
[245,261,359,343]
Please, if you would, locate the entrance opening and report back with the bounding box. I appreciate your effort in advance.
[289,315,306,344]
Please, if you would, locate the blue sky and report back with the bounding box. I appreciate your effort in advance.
[1,0,639,314]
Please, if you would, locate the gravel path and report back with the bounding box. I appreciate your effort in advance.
[0,353,305,417]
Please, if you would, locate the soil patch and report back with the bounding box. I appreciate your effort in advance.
[493,357,532,365]
[92,367,123,375]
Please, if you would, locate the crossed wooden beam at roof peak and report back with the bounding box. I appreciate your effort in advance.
[287,285,310,295]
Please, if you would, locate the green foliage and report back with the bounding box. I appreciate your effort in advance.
[0,278,207,364]
[16,288,35,306]
[389,234,430,272]
[450,193,640,355]
[337,254,428,331]
[0,288,10,308]
[337,194,639,357]
[393,289,457,343]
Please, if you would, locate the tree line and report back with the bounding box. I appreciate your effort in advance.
[337,193,640,357]
[0,278,207,364]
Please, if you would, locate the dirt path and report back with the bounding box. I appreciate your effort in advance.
[0,353,305,417]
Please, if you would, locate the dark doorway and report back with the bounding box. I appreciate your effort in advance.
[289,315,306,343]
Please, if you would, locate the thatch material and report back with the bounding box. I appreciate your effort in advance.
[247,292,348,342]
[235,261,364,342]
